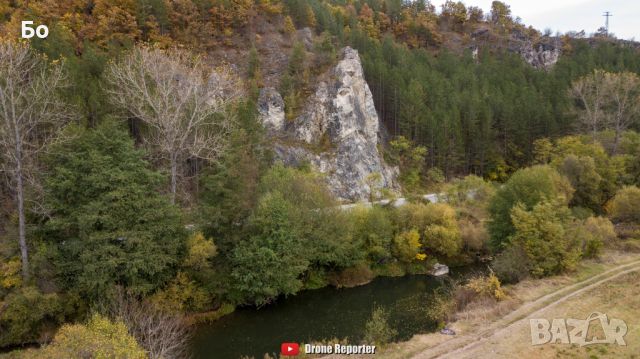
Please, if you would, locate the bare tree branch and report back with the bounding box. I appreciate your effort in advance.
[0,41,72,280]
[108,288,193,359]
[570,70,640,153]
[106,46,239,204]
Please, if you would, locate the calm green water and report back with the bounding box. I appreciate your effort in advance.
[192,267,482,359]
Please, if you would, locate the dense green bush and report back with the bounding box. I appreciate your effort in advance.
[492,244,530,284]
[392,202,462,257]
[576,216,616,258]
[421,203,462,257]
[230,192,309,306]
[15,314,146,359]
[608,186,640,223]
[558,155,602,211]
[0,287,69,347]
[230,164,361,305]
[41,123,186,300]
[351,206,395,263]
[508,201,581,277]
[307,209,362,269]
[392,229,423,263]
[387,136,427,192]
[549,136,625,213]
[488,165,573,250]
[443,175,496,209]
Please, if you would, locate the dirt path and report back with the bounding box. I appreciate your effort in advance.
[411,258,640,359]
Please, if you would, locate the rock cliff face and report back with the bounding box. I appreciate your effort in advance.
[520,41,561,70]
[470,28,561,70]
[257,47,398,202]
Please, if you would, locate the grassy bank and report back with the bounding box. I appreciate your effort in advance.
[378,249,640,359]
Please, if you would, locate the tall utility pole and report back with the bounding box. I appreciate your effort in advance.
[603,11,613,35]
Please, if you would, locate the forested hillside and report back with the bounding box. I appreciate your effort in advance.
[2,0,639,179]
[1,1,640,358]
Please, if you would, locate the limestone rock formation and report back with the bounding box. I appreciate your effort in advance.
[470,27,561,70]
[257,47,398,202]
[257,87,285,134]
[520,41,561,70]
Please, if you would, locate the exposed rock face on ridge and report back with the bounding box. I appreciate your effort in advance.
[470,28,561,70]
[520,41,560,70]
[257,47,398,202]
[257,87,285,133]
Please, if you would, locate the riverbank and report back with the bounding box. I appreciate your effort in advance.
[376,249,640,359]
[190,263,483,359]
[189,258,454,326]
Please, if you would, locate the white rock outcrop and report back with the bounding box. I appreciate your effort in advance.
[257,87,285,134]
[258,47,398,201]
[520,42,561,70]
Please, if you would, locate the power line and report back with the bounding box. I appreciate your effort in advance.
[603,11,613,35]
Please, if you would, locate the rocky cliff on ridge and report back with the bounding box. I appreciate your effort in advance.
[258,47,398,202]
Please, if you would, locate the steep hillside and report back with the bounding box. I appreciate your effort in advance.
[3,1,639,187]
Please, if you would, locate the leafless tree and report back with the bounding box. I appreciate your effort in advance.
[109,289,193,359]
[604,71,640,154]
[106,46,239,204]
[570,69,607,140]
[0,41,70,280]
[570,70,640,153]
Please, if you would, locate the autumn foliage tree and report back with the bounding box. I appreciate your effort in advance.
[93,0,141,47]
[440,1,468,32]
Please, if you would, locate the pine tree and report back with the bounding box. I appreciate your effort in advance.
[42,123,186,299]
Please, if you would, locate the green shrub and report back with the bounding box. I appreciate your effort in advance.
[443,175,495,208]
[230,192,309,306]
[557,155,602,211]
[17,314,146,359]
[421,204,462,257]
[425,168,445,188]
[576,216,616,258]
[393,203,431,230]
[585,216,617,241]
[608,186,640,223]
[509,201,581,277]
[230,164,354,305]
[394,202,462,257]
[459,218,489,252]
[363,306,397,345]
[328,262,374,288]
[387,136,427,192]
[392,229,423,263]
[465,272,506,301]
[351,206,394,263]
[492,244,530,283]
[571,206,594,220]
[488,165,573,250]
[0,287,66,346]
[42,123,186,299]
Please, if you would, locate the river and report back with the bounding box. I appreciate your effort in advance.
[191,266,484,359]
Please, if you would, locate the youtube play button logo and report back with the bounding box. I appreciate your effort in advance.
[280,342,300,356]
